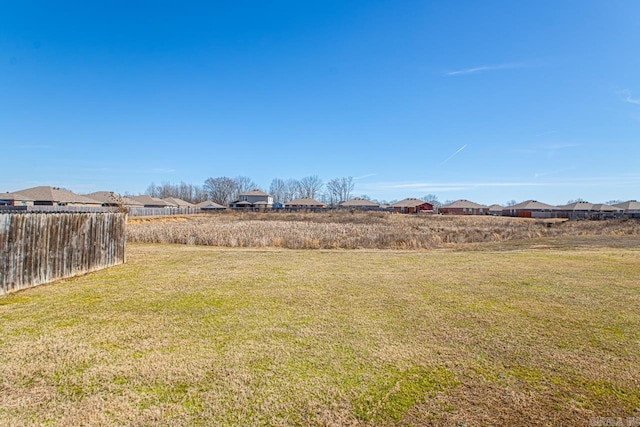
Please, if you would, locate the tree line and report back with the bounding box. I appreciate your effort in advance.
[146,180,606,208]
[144,175,359,206]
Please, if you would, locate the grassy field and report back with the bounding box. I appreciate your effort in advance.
[126,212,640,250]
[1,238,639,425]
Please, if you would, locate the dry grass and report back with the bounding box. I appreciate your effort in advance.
[126,212,640,250]
[1,243,639,425]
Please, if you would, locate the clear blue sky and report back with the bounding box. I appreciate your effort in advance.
[2,1,639,205]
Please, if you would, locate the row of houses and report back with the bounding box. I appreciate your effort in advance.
[434,199,640,219]
[0,187,430,213]
[0,187,207,211]
[1,187,639,218]
[498,200,640,219]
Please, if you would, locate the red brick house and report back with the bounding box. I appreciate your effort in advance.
[284,197,327,209]
[392,198,434,214]
[439,199,489,215]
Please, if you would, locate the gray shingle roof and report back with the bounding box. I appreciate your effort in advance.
[441,199,488,209]
[121,197,145,207]
[591,204,624,212]
[340,198,380,207]
[162,197,195,207]
[504,200,556,210]
[285,197,326,207]
[85,191,122,204]
[0,191,35,201]
[16,186,102,205]
[392,198,430,208]
[613,200,640,211]
[131,195,170,206]
[196,200,226,209]
[556,202,593,211]
[239,190,270,196]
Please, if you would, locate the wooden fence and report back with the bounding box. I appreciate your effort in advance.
[0,212,127,295]
[127,207,200,217]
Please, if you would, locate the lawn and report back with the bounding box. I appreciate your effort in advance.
[1,241,639,426]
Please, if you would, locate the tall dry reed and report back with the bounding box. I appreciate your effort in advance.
[126,212,640,250]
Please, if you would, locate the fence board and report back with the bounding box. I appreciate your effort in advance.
[0,212,126,295]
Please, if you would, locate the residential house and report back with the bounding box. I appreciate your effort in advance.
[230,190,273,209]
[502,200,556,218]
[555,201,595,219]
[0,191,35,207]
[613,200,640,218]
[85,191,147,210]
[339,198,380,209]
[15,186,102,207]
[196,200,227,211]
[392,198,434,214]
[590,203,624,219]
[284,197,327,209]
[131,195,171,208]
[163,197,195,208]
[86,191,126,207]
[488,204,504,216]
[439,199,489,215]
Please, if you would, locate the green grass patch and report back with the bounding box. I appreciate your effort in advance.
[353,366,458,423]
[0,243,639,425]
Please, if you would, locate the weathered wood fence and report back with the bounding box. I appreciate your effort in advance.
[0,212,127,295]
[127,207,200,217]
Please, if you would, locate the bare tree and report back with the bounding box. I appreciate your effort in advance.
[326,177,355,206]
[145,182,159,198]
[298,175,324,199]
[326,178,341,206]
[193,186,208,203]
[144,181,206,203]
[158,181,174,199]
[269,178,287,204]
[344,177,355,201]
[233,176,258,199]
[422,194,441,207]
[284,179,301,202]
[505,200,518,206]
[204,177,237,206]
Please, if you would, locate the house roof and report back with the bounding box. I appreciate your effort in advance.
[121,197,145,207]
[196,200,226,209]
[131,195,170,206]
[504,200,556,210]
[285,197,326,207]
[162,199,179,207]
[85,191,123,204]
[392,198,431,208]
[591,204,624,212]
[0,191,35,201]
[613,200,640,211]
[163,197,194,207]
[16,186,102,205]
[441,199,488,209]
[488,204,504,212]
[239,189,270,197]
[233,200,252,206]
[556,201,594,211]
[340,198,380,207]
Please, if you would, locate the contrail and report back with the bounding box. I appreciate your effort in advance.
[353,173,377,180]
[439,144,467,167]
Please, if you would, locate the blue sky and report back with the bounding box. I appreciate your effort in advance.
[2,0,639,204]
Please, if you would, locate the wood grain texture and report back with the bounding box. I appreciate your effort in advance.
[0,213,126,294]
